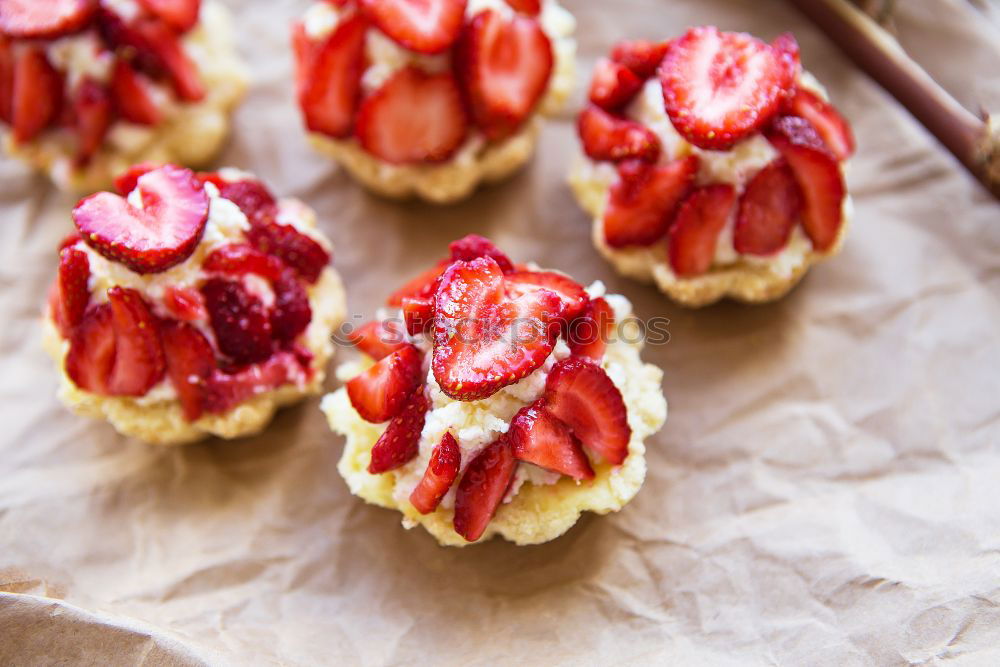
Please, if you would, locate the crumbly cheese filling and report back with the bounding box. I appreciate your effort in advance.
[4,1,248,191]
[322,281,667,546]
[302,0,576,201]
[570,72,847,285]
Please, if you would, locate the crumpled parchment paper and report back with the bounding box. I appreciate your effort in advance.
[2,0,999,664]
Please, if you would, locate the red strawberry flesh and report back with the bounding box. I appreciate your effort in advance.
[53,247,91,337]
[505,270,588,322]
[72,77,112,164]
[137,0,200,32]
[453,436,516,542]
[402,296,434,336]
[271,270,312,343]
[246,222,330,284]
[509,402,594,480]
[788,87,855,161]
[161,320,215,421]
[386,259,450,307]
[603,156,698,248]
[347,343,423,423]
[359,0,465,55]
[567,296,614,361]
[11,46,63,144]
[610,39,670,79]
[201,277,273,365]
[733,158,801,256]
[348,319,410,361]
[578,105,660,163]
[105,286,167,396]
[667,184,736,277]
[0,0,97,39]
[298,12,367,138]
[449,234,513,273]
[409,431,461,514]
[111,59,162,126]
[204,243,285,282]
[368,386,430,473]
[588,58,643,111]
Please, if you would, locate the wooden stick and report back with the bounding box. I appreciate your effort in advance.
[793,0,1000,198]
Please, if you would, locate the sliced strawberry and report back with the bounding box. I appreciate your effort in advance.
[409,431,461,514]
[161,319,215,421]
[455,9,553,140]
[137,0,200,32]
[356,66,468,164]
[65,303,116,394]
[72,78,113,164]
[448,234,513,273]
[603,156,698,248]
[110,59,162,126]
[217,179,278,226]
[765,115,846,252]
[246,222,330,284]
[509,402,594,480]
[503,0,540,14]
[667,184,736,277]
[290,20,313,99]
[201,277,273,365]
[577,105,660,163]
[202,352,298,414]
[505,270,588,321]
[0,36,14,124]
[204,243,284,282]
[133,18,204,101]
[386,259,449,307]
[567,296,614,361]
[298,12,366,139]
[453,436,516,542]
[401,296,434,336]
[610,39,670,79]
[73,165,210,274]
[113,161,162,195]
[11,46,63,144]
[271,270,312,343]
[544,357,630,465]
[787,88,855,161]
[347,343,423,423]
[431,257,563,401]
[105,286,167,396]
[660,27,799,150]
[0,0,97,39]
[367,386,429,473]
[347,319,409,361]
[53,248,91,337]
[588,58,643,111]
[163,285,205,321]
[733,158,801,256]
[359,0,464,54]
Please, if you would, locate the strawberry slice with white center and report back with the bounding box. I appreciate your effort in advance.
[387,259,450,307]
[72,78,112,165]
[137,0,200,32]
[578,105,660,163]
[0,0,97,39]
[455,9,553,140]
[509,402,594,480]
[133,18,205,101]
[359,0,465,54]
[603,156,698,248]
[368,386,429,473]
[110,59,162,126]
[105,287,166,396]
[734,158,802,256]
[453,435,516,541]
[347,319,410,361]
[449,234,514,273]
[297,12,367,139]
[660,26,799,150]
[505,269,588,322]
[667,184,736,277]
[765,115,846,252]
[544,357,630,465]
[73,164,209,274]
[347,343,423,423]
[787,88,855,161]
[11,46,63,144]
[610,39,670,79]
[401,296,434,335]
[161,320,215,421]
[409,431,461,514]
[431,256,563,401]
[356,66,468,164]
[52,247,91,337]
[588,58,643,111]
[204,243,285,282]
[567,296,614,361]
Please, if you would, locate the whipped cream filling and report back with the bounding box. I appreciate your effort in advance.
[576,71,841,280]
[331,281,636,510]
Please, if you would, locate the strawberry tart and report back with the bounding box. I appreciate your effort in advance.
[44,164,346,445]
[321,236,667,546]
[292,0,576,203]
[0,0,247,192]
[569,27,855,307]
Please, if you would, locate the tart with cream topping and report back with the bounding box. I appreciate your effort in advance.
[292,0,576,203]
[0,0,247,192]
[321,235,666,546]
[569,27,855,307]
[44,163,346,445]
